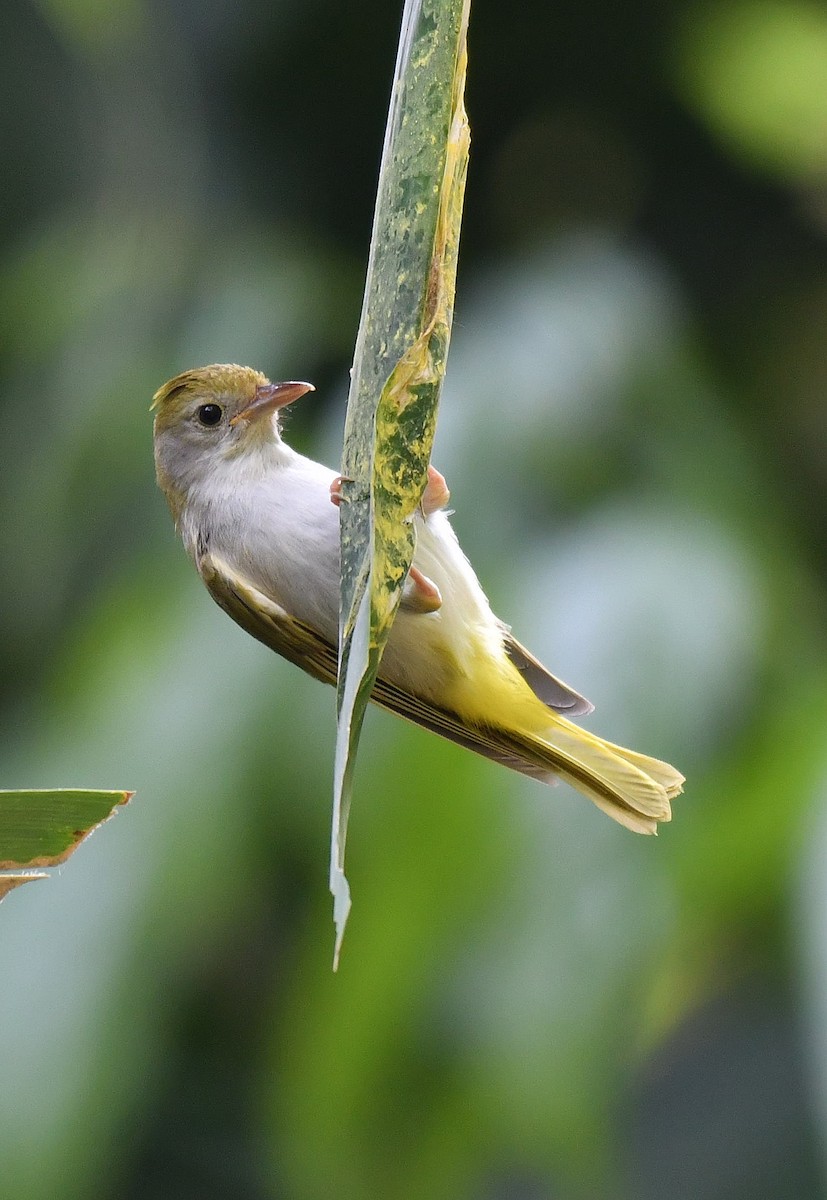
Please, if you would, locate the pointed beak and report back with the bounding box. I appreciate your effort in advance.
[230,380,315,426]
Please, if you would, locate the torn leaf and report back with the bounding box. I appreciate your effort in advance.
[0,789,132,870]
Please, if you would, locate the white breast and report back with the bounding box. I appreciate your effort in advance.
[183,446,508,705]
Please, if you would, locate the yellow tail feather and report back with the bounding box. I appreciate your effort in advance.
[513,716,684,835]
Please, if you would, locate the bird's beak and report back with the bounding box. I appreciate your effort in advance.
[230,380,315,426]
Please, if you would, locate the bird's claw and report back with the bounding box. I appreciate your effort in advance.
[401,565,442,613]
[420,465,450,516]
[332,467,448,514]
[329,475,353,507]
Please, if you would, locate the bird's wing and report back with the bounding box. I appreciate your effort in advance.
[200,552,679,832]
[500,629,594,717]
[199,551,562,778]
[199,552,339,686]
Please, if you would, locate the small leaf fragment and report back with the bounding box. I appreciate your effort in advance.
[0,873,47,903]
[0,789,133,869]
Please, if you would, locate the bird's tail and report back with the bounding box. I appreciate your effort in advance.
[371,668,683,833]
[506,716,684,835]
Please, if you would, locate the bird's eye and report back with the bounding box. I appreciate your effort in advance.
[196,403,223,427]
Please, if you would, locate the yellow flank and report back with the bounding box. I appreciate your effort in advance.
[444,644,683,834]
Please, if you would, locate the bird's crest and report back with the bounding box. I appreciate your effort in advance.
[151,364,267,411]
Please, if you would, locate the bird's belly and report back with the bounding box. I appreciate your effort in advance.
[381,512,510,706]
[224,469,509,709]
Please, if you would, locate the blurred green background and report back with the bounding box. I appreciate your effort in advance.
[3,0,827,1196]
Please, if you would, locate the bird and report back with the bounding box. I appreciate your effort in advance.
[152,363,684,834]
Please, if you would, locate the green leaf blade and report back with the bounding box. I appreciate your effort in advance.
[333,0,471,966]
[0,788,132,870]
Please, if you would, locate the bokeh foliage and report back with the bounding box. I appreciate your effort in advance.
[2,0,827,1197]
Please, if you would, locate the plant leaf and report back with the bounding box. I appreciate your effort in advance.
[0,789,132,873]
[332,0,471,967]
[0,873,47,902]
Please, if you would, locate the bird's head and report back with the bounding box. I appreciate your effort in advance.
[152,363,314,515]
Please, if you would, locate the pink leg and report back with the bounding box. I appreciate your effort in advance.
[421,465,450,516]
[401,565,442,613]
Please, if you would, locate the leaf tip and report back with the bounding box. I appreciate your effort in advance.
[330,866,352,972]
[0,873,48,903]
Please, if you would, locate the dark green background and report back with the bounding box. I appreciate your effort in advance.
[2,1,827,1197]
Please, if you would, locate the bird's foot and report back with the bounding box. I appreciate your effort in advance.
[329,475,352,507]
[421,465,450,516]
[401,565,443,613]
